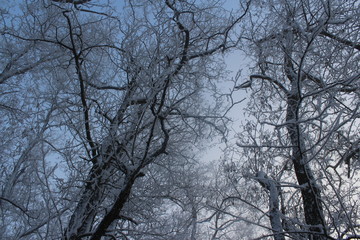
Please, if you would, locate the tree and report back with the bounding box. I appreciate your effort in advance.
[228,0,360,239]
[0,0,250,239]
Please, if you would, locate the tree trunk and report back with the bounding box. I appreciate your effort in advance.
[190,199,197,240]
[89,172,137,240]
[256,171,285,240]
[64,161,112,240]
[286,84,327,240]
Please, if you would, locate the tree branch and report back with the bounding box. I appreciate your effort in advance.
[52,0,92,4]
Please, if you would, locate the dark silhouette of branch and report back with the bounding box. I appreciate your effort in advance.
[52,0,92,4]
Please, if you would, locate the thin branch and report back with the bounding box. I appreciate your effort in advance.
[320,30,360,51]
[51,0,92,4]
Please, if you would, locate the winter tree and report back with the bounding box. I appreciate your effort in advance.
[0,0,250,239]
[222,0,360,239]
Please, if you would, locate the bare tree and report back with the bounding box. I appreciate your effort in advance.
[0,0,249,239]
[221,0,359,239]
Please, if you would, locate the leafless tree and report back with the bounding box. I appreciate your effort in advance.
[229,0,360,239]
[0,0,250,239]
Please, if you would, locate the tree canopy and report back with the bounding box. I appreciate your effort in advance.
[0,0,359,239]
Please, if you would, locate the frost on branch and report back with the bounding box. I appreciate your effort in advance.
[256,171,285,240]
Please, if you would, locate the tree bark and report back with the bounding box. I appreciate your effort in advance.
[285,77,327,240]
[89,172,137,240]
[256,171,285,240]
[64,161,110,240]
